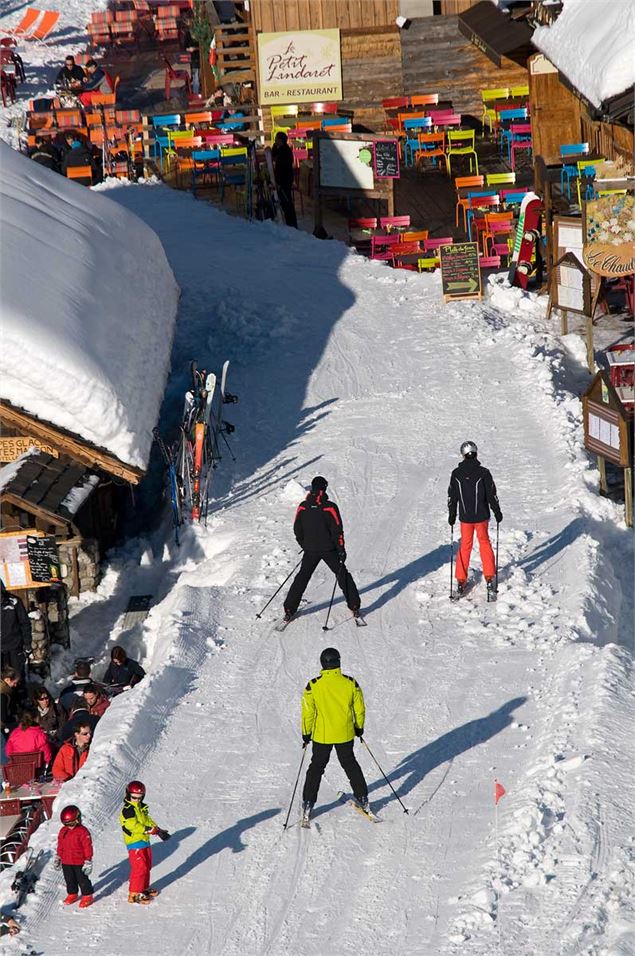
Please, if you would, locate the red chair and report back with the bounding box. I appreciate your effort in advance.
[0,798,21,816]
[0,69,16,106]
[3,752,42,786]
[310,102,338,115]
[164,57,191,101]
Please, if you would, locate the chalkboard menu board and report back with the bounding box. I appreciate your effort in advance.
[440,242,482,301]
[26,535,60,584]
[373,140,400,179]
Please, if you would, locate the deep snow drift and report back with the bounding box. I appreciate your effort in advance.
[0,144,178,469]
[1,181,631,956]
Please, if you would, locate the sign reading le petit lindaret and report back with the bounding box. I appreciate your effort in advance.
[257,29,342,105]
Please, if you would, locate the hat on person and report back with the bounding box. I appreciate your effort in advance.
[320,647,340,670]
[311,476,328,492]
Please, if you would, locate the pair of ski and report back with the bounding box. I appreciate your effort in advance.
[301,792,380,829]
[275,611,367,632]
[450,580,497,603]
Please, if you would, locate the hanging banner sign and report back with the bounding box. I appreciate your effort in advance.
[258,29,342,105]
[584,194,635,277]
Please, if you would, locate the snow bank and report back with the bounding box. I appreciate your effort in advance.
[532,0,635,107]
[0,144,179,470]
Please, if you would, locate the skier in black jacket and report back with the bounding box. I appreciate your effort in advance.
[283,477,360,622]
[0,582,32,679]
[448,441,502,595]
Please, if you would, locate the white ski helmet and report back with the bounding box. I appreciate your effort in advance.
[460,441,478,458]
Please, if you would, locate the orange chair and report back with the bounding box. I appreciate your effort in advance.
[23,9,60,43]
[454,174,485,229]
[401,229,429,243]
[66,165,93,186]
[410,93,439,107]
[481,212,513,256]
[4,7,41,38]
[414,132,446,171]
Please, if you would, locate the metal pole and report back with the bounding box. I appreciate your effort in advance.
[255,554,303,619]
[282,745,308,830]
[449,524,454,600]
[361,738,409,814]
[495,522,500,594]
[322,571,338,631]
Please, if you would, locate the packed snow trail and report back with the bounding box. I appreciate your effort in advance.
[14,185,633,956]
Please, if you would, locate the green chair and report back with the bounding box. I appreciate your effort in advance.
[270,105,298,144]
[481,87,509,136]
[446,129,478,176]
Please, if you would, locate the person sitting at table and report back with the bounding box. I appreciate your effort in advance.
[61,139,96,179]
[58,661,94,716]
[57,700,99,744]
[29,134,60,173]
[0,667,21,739]
[82,683,110,719]
[5,707,52,768]
[78,58,114,106]
[102,646,145,691]
[33,686,62,740]
[55,56,85,92]
[52,723,92,782]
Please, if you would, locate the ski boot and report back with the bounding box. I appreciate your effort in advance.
[301,801,313,827]
[78,895,94,908]
[63,894,79,906]
[128,892,152,904]
[283,609,294,624]
[486,577,497,600]
[352,607,361,620]
[356,796,370,814]
[456,580,466,596]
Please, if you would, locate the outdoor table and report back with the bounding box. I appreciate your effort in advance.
[607,350,635,368]
[616,386,635,409]
[0,781,61,804]
[0,815,21,838]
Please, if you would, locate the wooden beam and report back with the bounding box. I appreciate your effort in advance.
[0,403,143,485]
[0,492,71,532]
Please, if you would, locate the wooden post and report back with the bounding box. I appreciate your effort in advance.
[586,315,595,372]
[560,308,568,336]
[597,455,608,494]
[625,467,633,527]
[313,138,323,235]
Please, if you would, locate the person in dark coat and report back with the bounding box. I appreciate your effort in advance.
[102,646,145,690]
[58,661,94,716]
[30,135,59,172]
[61,140,95,181]
[283,477,360,622]
[33,686,63,740]
[55,56,85,92]
[57,703,99,744]
[78,59,114,106]
[271,131,298,228]
[0,667,21,738]
[448,440,502,594]
[0,583,31,680]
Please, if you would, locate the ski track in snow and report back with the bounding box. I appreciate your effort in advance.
[2,185,633,956]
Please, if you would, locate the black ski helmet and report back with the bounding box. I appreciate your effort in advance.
[460,441,478,459]
[320,647,340,670]
[311,476,328,492]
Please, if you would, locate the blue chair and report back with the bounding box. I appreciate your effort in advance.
[465,189,497,238]
[403,117,432,166]
[500,189,530,209]
[559,142,589,198]
[150,114,181,162]
[219,154,246,204]
[191,148,221,196]
[498,108,528,158]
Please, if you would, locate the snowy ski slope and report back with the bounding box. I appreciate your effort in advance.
[3,183,633,956]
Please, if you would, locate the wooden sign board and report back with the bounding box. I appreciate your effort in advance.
[440,242,482,301]
[0,529,61,590]
[373,140,399,179]
[0,436,59,462]
[553,216,599,295]
[313,133,394,233]
[582,372,632,468]
[552,252,591,315]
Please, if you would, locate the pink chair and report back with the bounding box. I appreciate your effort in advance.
[479,254,501,270]
[379,214,410,233]
[371,234,402,260]
[510,123,532,171]
[423,237,453,253]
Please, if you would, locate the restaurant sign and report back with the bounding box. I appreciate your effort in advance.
[257,29,342,105]
[584,194,635,277]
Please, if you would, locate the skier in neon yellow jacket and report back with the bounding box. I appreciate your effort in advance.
[301,647,368,819]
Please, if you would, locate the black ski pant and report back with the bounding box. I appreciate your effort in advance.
[284,551,360,615]
[278,186,298,228]
[62,863,93,897]
[303,740,367,804]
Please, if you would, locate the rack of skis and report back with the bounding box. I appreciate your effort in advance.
[153,360,238,543]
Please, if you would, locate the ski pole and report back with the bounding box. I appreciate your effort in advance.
[449,524,454,600]
[255,554,303,619]
[322,571,338,631]
[361,738,409,814]
[495,522,500,594]
[283,744,308,830]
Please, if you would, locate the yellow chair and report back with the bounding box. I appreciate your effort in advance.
[271,105,299,143]
[446,129,478,176]
[486,171,516,187]
[481,87,509,136]
[597,188,627,198]
[510,84,529,98]
[417,256,439,271]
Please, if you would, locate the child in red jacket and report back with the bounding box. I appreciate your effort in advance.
[55,805,94,907]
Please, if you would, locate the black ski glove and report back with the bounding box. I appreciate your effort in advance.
[302,734,312,747]
[495,513,503,525]
[337,549,347,564]
[354,727,364,738]
[157,829,171,842]
[448,516,455,527]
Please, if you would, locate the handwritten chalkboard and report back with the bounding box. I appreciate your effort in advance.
[440,242,482,301]
[26,535,60,584]
[373,140,400,179]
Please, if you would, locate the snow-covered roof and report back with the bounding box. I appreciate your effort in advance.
[532,0,635,108]
[0,144,179,471]
[0,449,38,495]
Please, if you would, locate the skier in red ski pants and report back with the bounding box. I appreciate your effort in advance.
[448,441,502,595]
